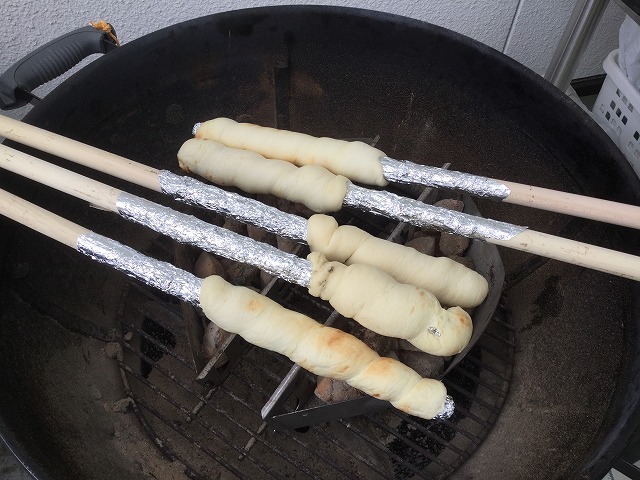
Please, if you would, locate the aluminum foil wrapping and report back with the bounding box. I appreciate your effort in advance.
[115,192,312,287]
[381,157,511,200]
[343,184,525,241]
[76,232,202,305]
[158,170,308,241]
[435,395,455,420]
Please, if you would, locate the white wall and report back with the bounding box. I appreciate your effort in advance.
[0,0,627,120]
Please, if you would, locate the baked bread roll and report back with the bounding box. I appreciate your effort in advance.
[307,252,473,356]
[195,117,388,187]
[307,214,488,308]
[199,275,448,419]
[178,138,348,212]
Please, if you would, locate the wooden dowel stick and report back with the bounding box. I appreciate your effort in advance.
[491,229,640,282]
[0,145,120,212]
[0,188,88,248]
[0,114,162,192]
[502,181,640,230]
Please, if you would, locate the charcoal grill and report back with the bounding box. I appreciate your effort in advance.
[1,6,640,480]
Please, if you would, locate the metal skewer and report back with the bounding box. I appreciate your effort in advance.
[193,117,640,230]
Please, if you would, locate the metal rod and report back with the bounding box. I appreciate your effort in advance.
[117,374,205,479]
[120,324,198,373]
[441,380,500,417]
[339,420,438,479]
[220,375,360,479]
[463,354,511,383]
[125,294,190,341]
[364,414,454,471]
[116,271,514,479]
[387,411,471,459]
[130,394,250,479]
[117,360,283,479]
[544,0,610,92]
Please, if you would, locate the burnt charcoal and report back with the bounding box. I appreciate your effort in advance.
[351,325,398,355]
[226,262,260,286]
[396,350,444,378]
[222,218,247,236]
[434,198,464,212]
[193,251,225,279]
[439,232,470,256]
[314,376,362,402]
[405,236,437,256]
[247,224,277,246]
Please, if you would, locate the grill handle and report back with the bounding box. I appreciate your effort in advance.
[0,24,119,110]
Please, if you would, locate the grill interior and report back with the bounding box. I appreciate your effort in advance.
[110,181,515,479]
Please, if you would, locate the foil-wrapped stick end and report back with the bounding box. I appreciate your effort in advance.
[434,395,455,420]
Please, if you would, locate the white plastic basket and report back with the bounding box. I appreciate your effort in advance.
[592,49,640,178]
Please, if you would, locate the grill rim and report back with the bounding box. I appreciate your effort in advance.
[1,5,640,478]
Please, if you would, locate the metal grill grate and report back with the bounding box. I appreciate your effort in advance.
[113,179,515,479]
[115,279,513,479]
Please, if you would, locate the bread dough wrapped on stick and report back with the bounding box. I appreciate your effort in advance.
[178,138,348,213]
[307,214,488,308]
[177,138,488,309]
[195,117,387,186]
[307,252,473,356]
[199,275,450,420]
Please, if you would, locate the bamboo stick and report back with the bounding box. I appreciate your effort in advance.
[0,144,311,287]
[0,188,88,249]
[3,113,640,281]
[492,229,640,281]
[0,144,120,212]
[0,114,161,191]
[501,181,640,228]
[0,115,310,239]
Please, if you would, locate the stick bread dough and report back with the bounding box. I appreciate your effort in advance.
[178,138,348,212]
[307,252,473,356]
[195,117,388,187]
[307,214,488,308]
[199,275,448,419]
